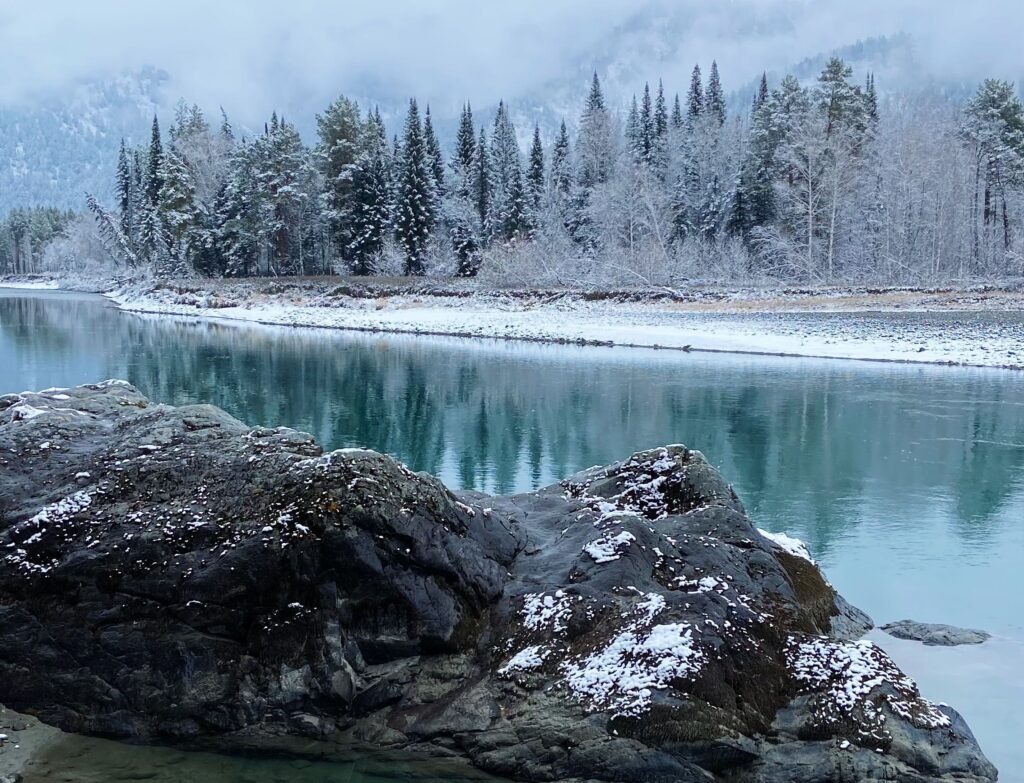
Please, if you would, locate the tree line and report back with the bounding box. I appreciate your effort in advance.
[17,58,1024,286]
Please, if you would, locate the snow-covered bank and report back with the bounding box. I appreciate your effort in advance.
[0,277,60,290]
[101,280,1024,369]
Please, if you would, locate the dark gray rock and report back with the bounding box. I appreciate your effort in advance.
[882,620,991,646]
[0,383,997,782]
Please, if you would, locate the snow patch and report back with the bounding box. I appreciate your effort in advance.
[787,636,951,744]
[758,528,816,564]
[583,530,636,564]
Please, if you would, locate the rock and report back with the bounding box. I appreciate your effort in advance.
[881,620,991,646]
[0,383,997,782]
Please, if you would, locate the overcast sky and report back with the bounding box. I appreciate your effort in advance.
[1,1,1021,122]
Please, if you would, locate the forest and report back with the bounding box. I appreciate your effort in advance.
[4,57,1024,287]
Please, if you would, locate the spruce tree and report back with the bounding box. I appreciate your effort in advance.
[655,80,668,139]
[549,120,572,198]
[527,124,545,212]
[639,82,654,164]
[671,93,684,129]
[116,139,133,240]
[316,95,362,260]
[140,116,165,258]
[455,103,476,173]
[707,61,726,125]
[348,110,391,275]
[394,99,433,274]
[423,105,445,199]
[687,65,704,121]
[625,95,640,160]
[577,72,613,188]
[472,126,491,236]
[864,73,879,125]
[490,101,529,241]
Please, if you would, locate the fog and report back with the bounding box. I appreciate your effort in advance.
[1,0,1021,123]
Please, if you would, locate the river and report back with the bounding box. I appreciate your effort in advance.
[3,288,1023,780]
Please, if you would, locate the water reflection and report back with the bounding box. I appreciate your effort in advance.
[3,289,1024,772]
[4,292,1024,547]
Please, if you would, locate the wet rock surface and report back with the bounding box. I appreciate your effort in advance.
[0,383,998,782]
[882,620,992,647]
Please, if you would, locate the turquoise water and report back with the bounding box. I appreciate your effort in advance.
[3,289,1023,779]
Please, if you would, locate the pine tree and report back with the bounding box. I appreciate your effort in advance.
[864,73,879,125]
[472,126,491,236]
[116,139,133,240]
[577,72,613,188]
[707,61,726,125]
[625,95,640,160]
[448,104,482,277]
[316,95,362,261]
[455,103,476,173]
[348,110,391,275]
[655,81,668,139]
[756,73,769,111]
[549,120,572,199]
[490,101,529,241]
[687,65,704,121]
[423,105,445,199]
[394,99,434,274]
[639,82,654,164]
[140,116,165,258]
[527,124,545,211]
[157,148,200,276]
[671,93,684,129]
[816,57,865,137]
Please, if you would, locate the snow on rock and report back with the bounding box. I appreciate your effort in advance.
[498,645,549,676]
[758,528,816,564]
[787,635,951,744]
[5,490,94,574]
[561,621,704,717]
[583,530,636,564]
[8,403,47,422]
[521,590,577,634]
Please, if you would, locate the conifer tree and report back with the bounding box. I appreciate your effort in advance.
[625,95,640,159]
[423,105,445,199]
[394,99,433,274]
[348,110,392,275]
[472,126,491,236]
[490,101,529,241]
[707,61,726,125]
[116,139,133,240]
[316,95,362,260]
[455,103,476,173]
[549,120,572,199]
[140,116,165,258]
[527,124,545,211]
[448,105,482,276]
[639,82,654,163]
[687,65,704,121]
[864,73,879,125]
[577,72,613,188]
[671,93,684,129]
[655,80,668,139]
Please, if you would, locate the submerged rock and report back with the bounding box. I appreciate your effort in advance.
[0,383,997,783]
[882,620,991,647]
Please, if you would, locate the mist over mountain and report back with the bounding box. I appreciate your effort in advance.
[1,0,1020,212]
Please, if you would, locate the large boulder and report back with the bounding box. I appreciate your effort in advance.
[0,383,997,782]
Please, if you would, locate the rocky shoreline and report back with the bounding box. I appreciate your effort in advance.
[0,382,998,781]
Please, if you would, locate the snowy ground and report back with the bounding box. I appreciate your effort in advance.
[4,276,1023,368]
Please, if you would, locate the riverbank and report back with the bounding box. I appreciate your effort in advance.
[3,275,1024,368]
